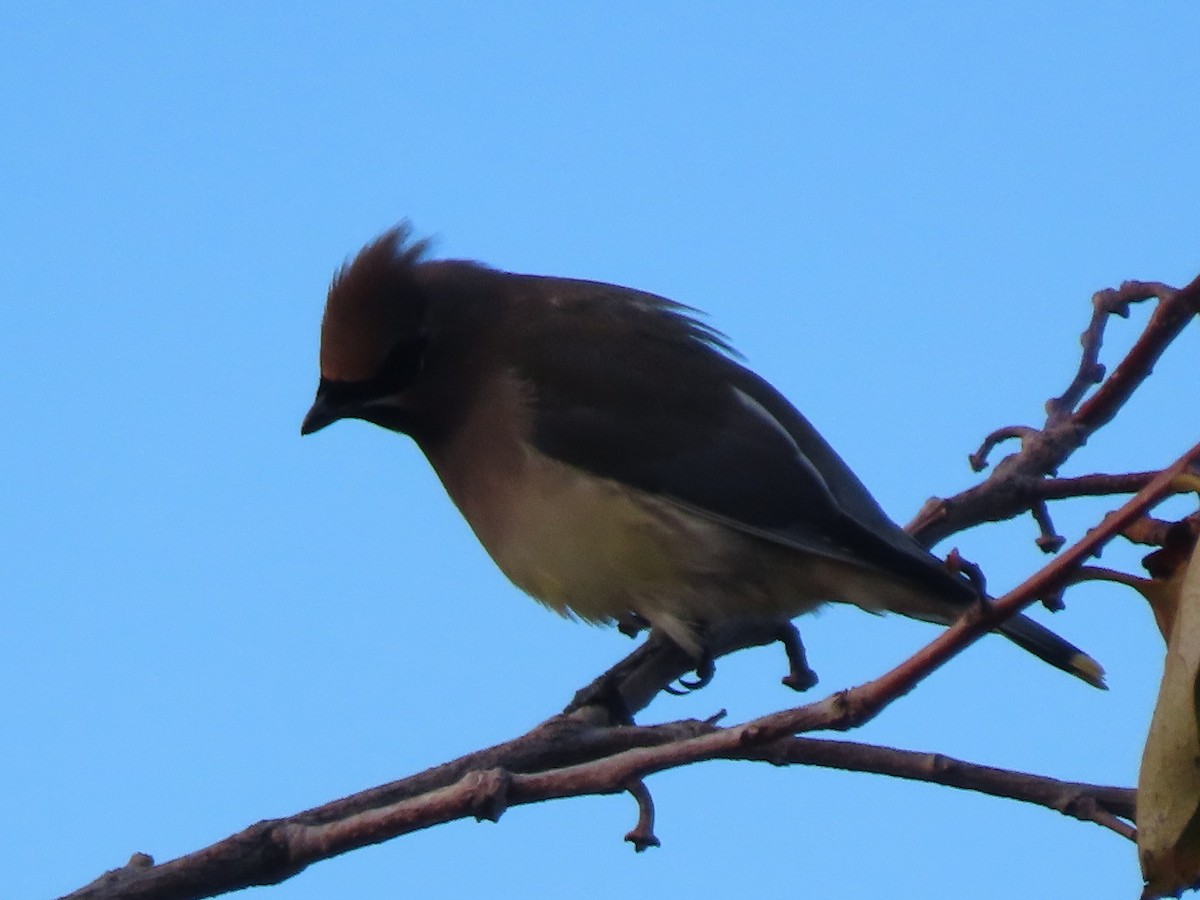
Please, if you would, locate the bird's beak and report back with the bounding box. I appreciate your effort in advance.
[301,393,340,436]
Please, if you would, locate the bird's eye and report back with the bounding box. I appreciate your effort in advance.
[375,333,428,393]
[319,333,428,408]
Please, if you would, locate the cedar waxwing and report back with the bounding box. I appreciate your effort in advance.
[302,224,1106,690]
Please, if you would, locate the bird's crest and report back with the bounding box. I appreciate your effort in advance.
[319,223,431,382]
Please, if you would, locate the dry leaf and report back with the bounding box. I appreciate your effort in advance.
[1139,538,1200,898]
[1141,519,1200,640]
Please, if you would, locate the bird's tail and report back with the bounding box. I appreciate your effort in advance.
[998,614,1107,689]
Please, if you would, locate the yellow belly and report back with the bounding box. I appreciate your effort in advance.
[491,467,682,622]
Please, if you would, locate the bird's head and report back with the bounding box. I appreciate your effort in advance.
[302,224,449,438]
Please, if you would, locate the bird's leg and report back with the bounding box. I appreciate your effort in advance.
[774,620,819,692]
[660,620,718,694]
[564,629,706,724]
[662,619,818,694]
[616,610,651,638]
[565,617,819,725]
[617,612,715,692]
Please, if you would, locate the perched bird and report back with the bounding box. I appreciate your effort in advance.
[302,224,1105,691]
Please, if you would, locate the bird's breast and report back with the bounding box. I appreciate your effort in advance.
[418,370,683,622]
[434,437,684,621]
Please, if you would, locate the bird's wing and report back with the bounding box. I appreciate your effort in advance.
[512,280,971,603]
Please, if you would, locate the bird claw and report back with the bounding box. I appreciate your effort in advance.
[649,619,817,696]
[666,654,715,694]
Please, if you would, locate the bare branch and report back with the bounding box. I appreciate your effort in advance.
[1037,472,1159,500]
[1044,280,1138,425]
[907,273,1200,549]
[969,425,1039,472]
[1065,565,1149,591]
[752,737,1136,840]
[1074,280,1198,433]
[1031,500,1066,553]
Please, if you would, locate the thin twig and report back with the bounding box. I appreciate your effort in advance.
[1037,472,1159,500]
[623,780,660,851]
[751,737,1136,840]
[970,425,1038,472]
[1045,282,1137,425]
[908,273,1200,549]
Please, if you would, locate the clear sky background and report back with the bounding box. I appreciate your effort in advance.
[4,4,1199,899]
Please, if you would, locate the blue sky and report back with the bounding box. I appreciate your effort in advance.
[3,4,1199,898]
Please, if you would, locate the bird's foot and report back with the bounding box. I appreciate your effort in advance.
[774,620,819,692]
[664,652,715,695]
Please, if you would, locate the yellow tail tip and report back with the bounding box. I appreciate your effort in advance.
[1072,653,1108,690]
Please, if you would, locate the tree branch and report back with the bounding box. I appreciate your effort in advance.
[61,723,1139,900]
[907,274,1200,548]
[751,737,1136,840]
